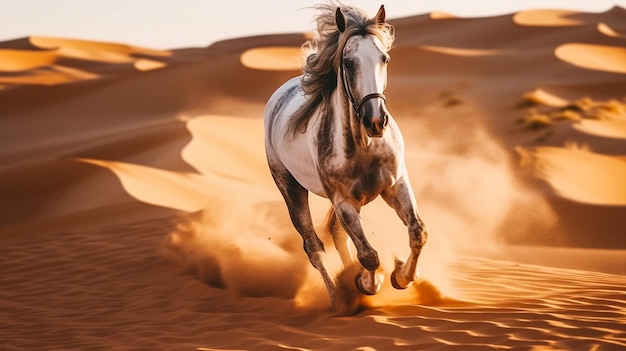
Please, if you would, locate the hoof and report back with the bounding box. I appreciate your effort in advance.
[355,272,380,296]
[390,270,414,290]
[390,270,406,289]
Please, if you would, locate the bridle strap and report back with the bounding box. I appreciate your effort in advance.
[357,93,386,116]
[340,60,360,114]
[340,50,386,118]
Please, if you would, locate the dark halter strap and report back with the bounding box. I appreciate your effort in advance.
[356,93,386,116]
[340,47,386,118]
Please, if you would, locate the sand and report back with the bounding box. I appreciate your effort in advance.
[1,5,625,351]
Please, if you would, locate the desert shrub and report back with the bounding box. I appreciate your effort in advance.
[521,111,552,130]
[551,109,581,121]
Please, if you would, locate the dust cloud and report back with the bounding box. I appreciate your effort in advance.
[159,198,308,300]
[159,108,556,310]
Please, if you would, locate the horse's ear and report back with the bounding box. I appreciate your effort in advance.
[336,7,346,33]
[375,5,386,24]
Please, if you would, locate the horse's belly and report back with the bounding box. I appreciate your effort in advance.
[276,139,327,198]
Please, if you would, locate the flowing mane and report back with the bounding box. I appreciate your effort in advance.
[287,3,395,136]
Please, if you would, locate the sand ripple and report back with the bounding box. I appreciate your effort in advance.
[1,218,624,350]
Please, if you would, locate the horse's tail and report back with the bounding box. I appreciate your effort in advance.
[324,206,339,239]
[324,206,354,266]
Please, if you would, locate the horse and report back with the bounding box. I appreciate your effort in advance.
[264,4,428,314]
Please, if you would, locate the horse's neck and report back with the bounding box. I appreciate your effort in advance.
[332,85,369,149]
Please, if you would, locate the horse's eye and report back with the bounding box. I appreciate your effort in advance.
[343,59,354,70]
[382,54,390,64]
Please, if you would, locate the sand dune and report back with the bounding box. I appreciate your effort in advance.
[1,4,626,350]
[0,36,172,87]
[29,36,172,63]
[418,45,515,57]
[555,43,626,74]
[519,146,626,205]
[573,119,626,139]
[598,22,626,38]
[513,9,586,26]
[429,11,457,20]
[240,46,304,70]
[134,58,168,71]
[0,48,57,71]
[0,63,99,86]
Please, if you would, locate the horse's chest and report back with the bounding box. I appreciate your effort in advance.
[324,152,397,203]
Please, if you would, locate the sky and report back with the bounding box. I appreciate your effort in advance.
[0,0,623,49]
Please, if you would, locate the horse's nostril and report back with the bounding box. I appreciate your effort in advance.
[382,114,389,127]
[363,117,372,128]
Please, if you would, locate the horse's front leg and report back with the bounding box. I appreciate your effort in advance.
[382,176,428,289]
[333,199,383,295]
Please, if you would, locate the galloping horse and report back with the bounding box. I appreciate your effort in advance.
[264,4,428,313]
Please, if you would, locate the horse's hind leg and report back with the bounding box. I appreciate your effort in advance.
[267,160,343,309]
[382,177,428,289]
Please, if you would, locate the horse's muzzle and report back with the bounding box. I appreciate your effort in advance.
[362,99,389,138]
[364,114,388,138]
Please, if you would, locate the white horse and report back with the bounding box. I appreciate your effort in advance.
[264,4,428,314]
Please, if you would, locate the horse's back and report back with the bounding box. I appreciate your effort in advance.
[264,76,305,150]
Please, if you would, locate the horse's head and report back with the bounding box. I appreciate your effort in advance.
[337,5,391,138]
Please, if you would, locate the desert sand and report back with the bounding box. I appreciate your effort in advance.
[1,5,625,351]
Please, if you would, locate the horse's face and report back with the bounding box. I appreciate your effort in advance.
[342,34,390,138]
